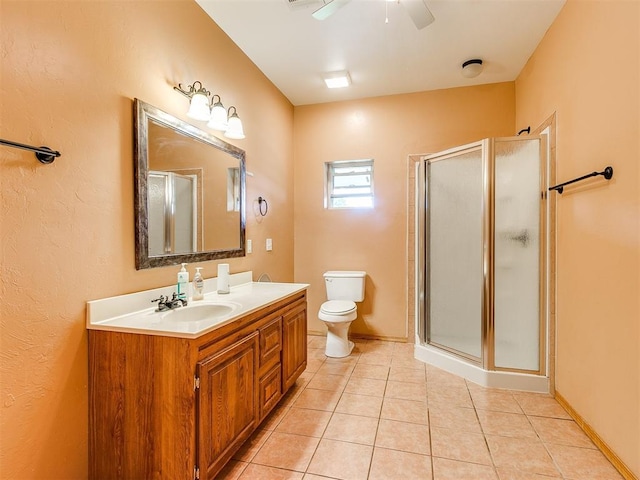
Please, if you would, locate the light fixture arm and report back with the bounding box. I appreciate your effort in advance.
[173,81,211,100]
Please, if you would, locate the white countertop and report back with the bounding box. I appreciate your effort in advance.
[87,273,308,339]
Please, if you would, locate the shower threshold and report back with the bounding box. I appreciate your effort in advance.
[415,343,550,393]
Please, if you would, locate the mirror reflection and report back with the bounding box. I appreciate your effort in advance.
[135,99,245,269]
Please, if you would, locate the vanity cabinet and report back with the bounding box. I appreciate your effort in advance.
[89,291,306,480]
[282,302,308,391]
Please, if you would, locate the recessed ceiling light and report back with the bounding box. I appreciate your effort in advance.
[323,70,351,89]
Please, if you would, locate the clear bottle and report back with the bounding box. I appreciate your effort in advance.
[177,263,189,300]
[192,267,204,301]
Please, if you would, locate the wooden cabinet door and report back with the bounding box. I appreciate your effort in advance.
[196,331,259,480]
[282,302,307,391]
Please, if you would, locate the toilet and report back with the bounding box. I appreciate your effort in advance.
[319,271,366,358]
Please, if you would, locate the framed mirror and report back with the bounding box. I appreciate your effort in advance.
[134,98,245,269]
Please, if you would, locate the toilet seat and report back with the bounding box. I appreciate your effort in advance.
[320,300,356,316]
[318,300,357,323]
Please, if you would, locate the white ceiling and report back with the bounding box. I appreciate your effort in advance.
[195,0,566,106]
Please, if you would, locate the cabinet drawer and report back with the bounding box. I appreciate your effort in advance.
[259,316,282,370]
[259,363,282,420]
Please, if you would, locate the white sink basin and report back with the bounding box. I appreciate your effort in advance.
[162,302,240,322]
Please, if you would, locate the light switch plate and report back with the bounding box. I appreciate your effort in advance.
[266,238,273,251]
[246,239,252,254]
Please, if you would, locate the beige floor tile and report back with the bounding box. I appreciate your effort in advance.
[335,392,383,418]
[344,376,387,397]
[430,426,492,465]
[324,355,359,366]
[275,407,333,438]
[485,435,561,477]
[427,366,467,387]
[428,404,482,433]
[292,388,342,412]
[546,443,624,479]
[307,336,327,350]
[512,392,571,419]
[317,362,356,376]
[432,457,498,480]
[307,439,373,480]
[251,432,320,472]
[303,474,339,480]
[390,355,428,369]
[217,459,248,479]
[237,463,304,479]
[351,363,390,380]
[381,397,428,425]
[308,347,328,362]
[363,341,396,354]
[306,358,325,374]
[369,447,432,480]
[427,385,473,408]
[393,342,416,355]
[280,382,307,407]
[476,409,537,439]
[375,418,430,455]
[260,404,291,431]
[470,389,523,414]
[323,412,379,445]
[496,466,562,479]
[528,415,595,449]
[306,373,349,392]
[385,380,427,402]
[358,352,393,366]
[389,366,427,384]
[233,428,272,462]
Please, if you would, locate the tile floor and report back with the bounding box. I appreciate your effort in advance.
[217,336,624,480]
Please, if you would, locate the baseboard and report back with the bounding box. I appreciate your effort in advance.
[307,331,409,343]
[555,391,637,480]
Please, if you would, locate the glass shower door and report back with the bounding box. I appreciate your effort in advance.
[492,137,545,372]
[426,144,484,361]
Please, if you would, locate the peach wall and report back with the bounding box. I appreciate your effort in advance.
[516,0,639,475]
[0,1,294,478]
[293,84,515,339]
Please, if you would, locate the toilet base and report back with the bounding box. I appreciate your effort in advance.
[325,325,354,358]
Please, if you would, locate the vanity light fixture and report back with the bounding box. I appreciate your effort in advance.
[323,70,351,89]
[207,95,228,131]
[224,106,245,140]
[461,59,484,78]
[173,81,212,121]
[173,81,246,139]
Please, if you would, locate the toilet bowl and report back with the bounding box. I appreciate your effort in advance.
[318,271,366,358]
[319,300,357,358]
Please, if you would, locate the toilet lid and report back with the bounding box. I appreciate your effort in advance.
[320,300,356,315]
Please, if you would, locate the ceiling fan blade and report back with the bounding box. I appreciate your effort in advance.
[400,0,435,30]
[312,0,351,20]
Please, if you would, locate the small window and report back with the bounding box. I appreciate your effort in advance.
[325,159,374,209]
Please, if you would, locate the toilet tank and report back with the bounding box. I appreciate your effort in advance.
[323,271,366,302]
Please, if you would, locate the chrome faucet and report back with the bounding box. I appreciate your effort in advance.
[151,292,188,311]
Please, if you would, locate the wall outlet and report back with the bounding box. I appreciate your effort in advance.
[266,238,273,251]
[246,239,252,254]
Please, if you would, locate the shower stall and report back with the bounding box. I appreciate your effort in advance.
[414,135,550,392]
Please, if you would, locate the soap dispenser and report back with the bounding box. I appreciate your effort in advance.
[192,267,204,301]
[177,263,189,300]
